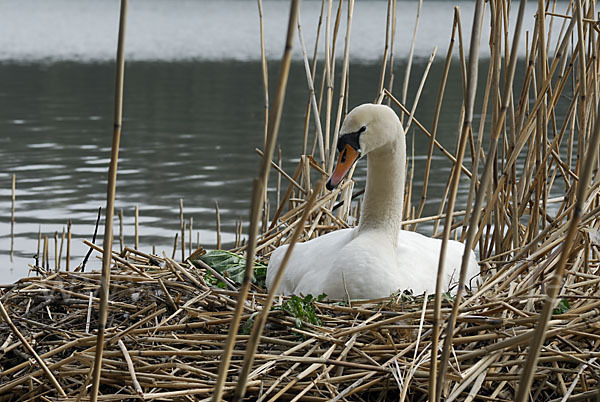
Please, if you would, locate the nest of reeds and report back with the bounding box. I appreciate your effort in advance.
[0,230,599,401]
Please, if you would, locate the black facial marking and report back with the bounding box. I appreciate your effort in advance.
[336,127,364,153]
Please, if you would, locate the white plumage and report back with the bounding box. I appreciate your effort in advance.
[267,104,479,299]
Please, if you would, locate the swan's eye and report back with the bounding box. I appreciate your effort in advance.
[359,126,367,133]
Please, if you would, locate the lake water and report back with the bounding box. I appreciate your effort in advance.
[0,0,567,282]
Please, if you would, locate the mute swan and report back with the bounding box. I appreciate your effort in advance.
[266,103,479,299]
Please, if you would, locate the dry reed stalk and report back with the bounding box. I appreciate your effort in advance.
[66,220,71,271]
[193,258,237,291]
[117,339,142,395]
[400,0,423,122]
[189,216,193,256]
[267,150,303,229]
[182,220,187,259]
[234,218,240,248]
[134,205,139,249]
[180,199,185,261]
[302,0,325,158]
[211,2,300,400]
[36,225,41,267]
[82,207,102,272]
[257,0,269,150]
[89,1,128,400]
[327,0,355,172]
[504,18,577,174]
[385,0,398,105]
[277,147,282,207]
[86,291,93,334]
[376,0,392,103]
[43,235,48,270]
[118,209,124,252]
[54,231,58,271]
[536,0,550,237]
[298,16,326,163]
[413,9,459,225]
[461,21,493,243]
[171,233,178,260]
[403,46,437,132]
[323,0,334,172]
[10,173,15,262]
[215,201,221,250]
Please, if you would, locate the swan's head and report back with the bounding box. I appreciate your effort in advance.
[326,104,402,190]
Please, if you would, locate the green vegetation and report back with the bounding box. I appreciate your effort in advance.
[274,293,327,329]
[193,250,267,288]
[552,298,570,315]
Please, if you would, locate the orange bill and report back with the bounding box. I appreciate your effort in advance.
[326,144,360,190]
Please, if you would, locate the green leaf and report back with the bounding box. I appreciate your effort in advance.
[425,291,455,303]
[241,312,259,335]
[442,292,455,303]
[273,293,325,329]
[203,273,227,289]
[553,298,570,315]
[192,250,267,288]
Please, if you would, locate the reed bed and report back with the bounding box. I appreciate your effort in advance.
[0,242,598,401]
[4,0,600,400]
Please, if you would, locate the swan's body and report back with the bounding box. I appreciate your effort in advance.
[267,104,479,299]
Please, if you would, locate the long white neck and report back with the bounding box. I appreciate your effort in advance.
[357,133,406,242]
